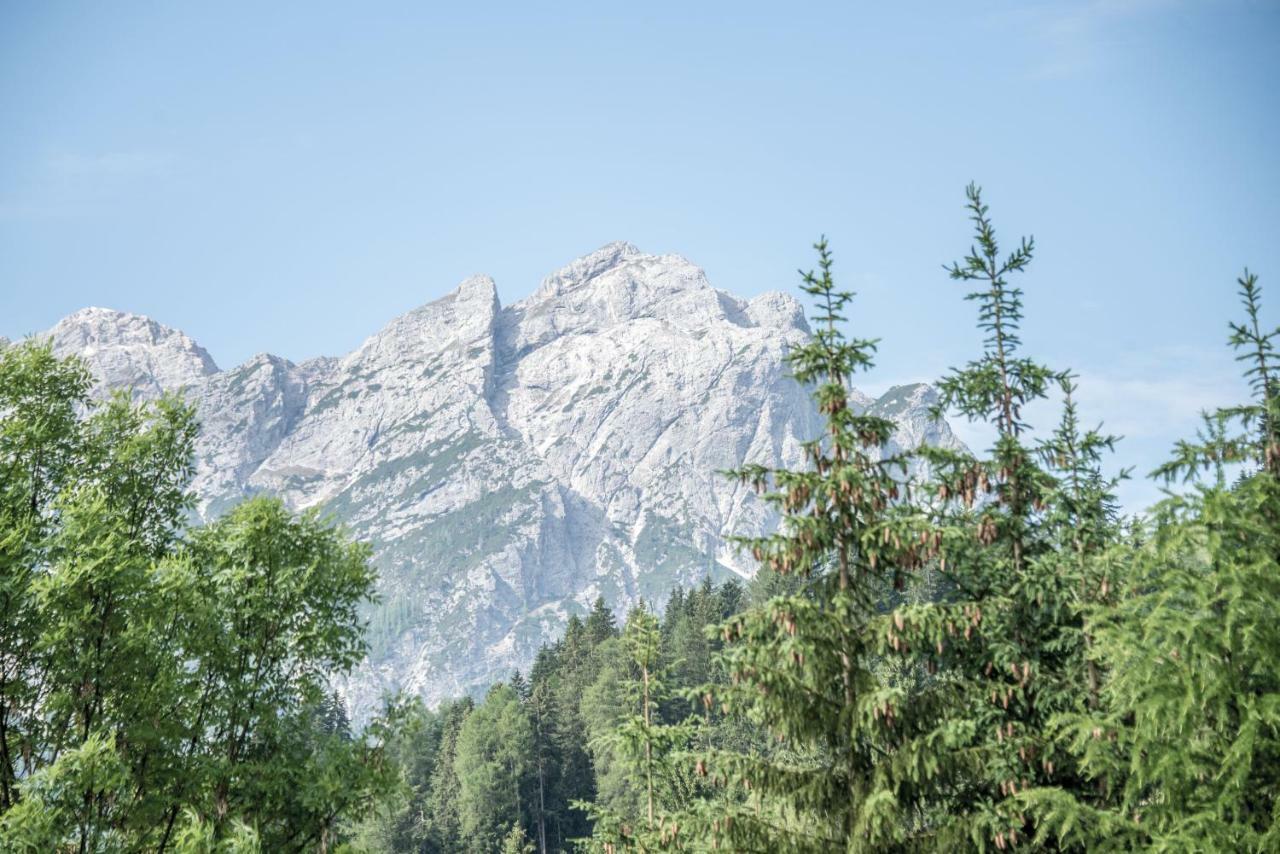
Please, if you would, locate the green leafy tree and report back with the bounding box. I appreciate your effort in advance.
[0,342,201,848]
[0,343,93,811]
[158,496,390,849]
[0,341,402,852]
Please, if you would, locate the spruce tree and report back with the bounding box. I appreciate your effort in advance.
[423,697,474,852]
[870,185,1123,850]
[1031,270,1280,851]
[688,239,930,851]
[454,683,536,853]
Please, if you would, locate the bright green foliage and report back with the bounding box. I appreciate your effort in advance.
[454,683,536,853]
[684,239,932,852]
[501,822,537,854]
[0,732,131,851]
[0,340,400,852]
[171,497,394,849]
[577,637,637,823]
[410,697,476,852]
[578,605,700,852]
[169,808,262,853]
[1026,272,1280,851]
[0,343,92,823]
[1156,269,1279,483]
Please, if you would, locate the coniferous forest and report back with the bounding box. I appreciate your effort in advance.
[2,186,1277,852]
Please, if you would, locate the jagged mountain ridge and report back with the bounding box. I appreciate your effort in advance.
[42,242,962,714]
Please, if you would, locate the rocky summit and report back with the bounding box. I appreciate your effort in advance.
[43,243,962,716]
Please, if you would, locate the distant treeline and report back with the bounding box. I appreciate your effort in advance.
[347,579,772,853]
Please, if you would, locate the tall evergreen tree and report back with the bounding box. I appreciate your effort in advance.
[1028,270,1280,851]
[579,605,699,852]
[687,239,929,851]
[422,697,475,852]
[454,683,536,853]
[872,184,1123,849]
[586,597,619,647]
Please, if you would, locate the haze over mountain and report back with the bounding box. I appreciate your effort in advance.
[43,242,960,715]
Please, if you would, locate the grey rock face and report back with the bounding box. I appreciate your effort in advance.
[50,307,219,398]
[43,244,962,715]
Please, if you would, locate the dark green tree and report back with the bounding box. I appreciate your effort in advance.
[872,185,1123,849]
[454,683,536,853]
[423,697,475,852]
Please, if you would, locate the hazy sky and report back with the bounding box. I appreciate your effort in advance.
[2,1,1277,510]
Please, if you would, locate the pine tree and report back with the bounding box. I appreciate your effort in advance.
[1155,268,1280,482]
[501,821,537,854]
[511,670,531,702]
[423,697,474,852]
[531,609,616,848]
[526,678,556,854]
[586,596,619,646]
[455,684,536,853]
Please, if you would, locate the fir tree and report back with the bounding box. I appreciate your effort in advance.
[423,697,475,852]
[501,821,537,854]
[454,683,536,853]
[586,596,619,646]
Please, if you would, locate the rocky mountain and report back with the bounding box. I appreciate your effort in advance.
[41,242,962,716]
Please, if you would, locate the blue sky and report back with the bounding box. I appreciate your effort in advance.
[2,0,1277,510]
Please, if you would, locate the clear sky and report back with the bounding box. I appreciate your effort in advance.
[2,0,1277,511]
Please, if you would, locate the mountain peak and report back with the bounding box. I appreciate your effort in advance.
[44,249,962,715]
[536,242,644,298]
[62,305,132,322]
[452,273,500,308]
[48,307,219,397]
[346,272,501,375]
